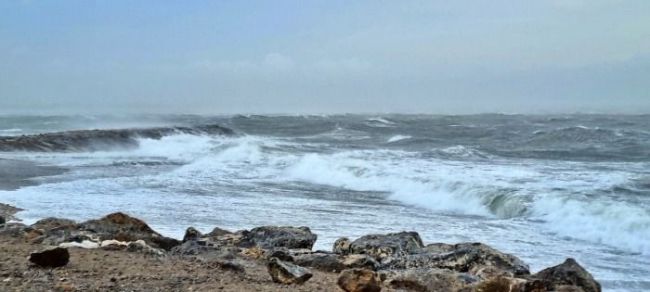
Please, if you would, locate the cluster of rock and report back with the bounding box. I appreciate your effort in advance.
[0,212,601,292]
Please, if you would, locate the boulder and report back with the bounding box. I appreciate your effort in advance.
[205,226,233,238]
[334,237,352,254]
[29,247,70,268]
[337,268,381,292]
[380,268,477,292]
[532,258,601,292]
[0,215,5,225]
[78,212,180,251]
[349,231,423,259]
[474,276,529,292]
[183,227,202,242]
[267,257,313,285]
[293,252,379,272]
[238,226,317,250]
[381,242,529,278]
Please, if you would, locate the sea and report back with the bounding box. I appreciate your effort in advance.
[0,114,649,291]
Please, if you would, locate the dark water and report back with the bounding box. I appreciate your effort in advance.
[1,114,649,291]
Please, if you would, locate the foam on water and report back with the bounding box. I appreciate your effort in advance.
[2,114,650,291]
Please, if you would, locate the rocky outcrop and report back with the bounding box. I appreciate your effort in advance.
[291,252,379,273]
[346,232,424,259]
[378,242,530,279]
[267,257,313,284]
[78,212,180,251]
[29,247,70,268]
[380,268,477,292]
[0,124,234,152]
[337,268,381,292]
[532,258,601,292]
[238,226,317,250]
[182,227,202,242]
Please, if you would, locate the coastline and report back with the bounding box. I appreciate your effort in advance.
[0,203,601,292]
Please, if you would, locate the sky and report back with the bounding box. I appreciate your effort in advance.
[0,0,649,114]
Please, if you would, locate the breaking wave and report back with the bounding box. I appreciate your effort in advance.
[0,124,233,152]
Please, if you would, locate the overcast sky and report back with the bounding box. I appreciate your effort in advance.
[1,0,648,114]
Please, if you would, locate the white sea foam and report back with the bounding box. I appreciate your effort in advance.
[387,135,412,143]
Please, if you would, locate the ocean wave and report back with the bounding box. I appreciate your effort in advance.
[365,117,396,127]
[386,135,412,143]
[532,196,650,255]
[0,124,233,152]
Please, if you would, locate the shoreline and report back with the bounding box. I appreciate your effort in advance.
[0,203,601,292]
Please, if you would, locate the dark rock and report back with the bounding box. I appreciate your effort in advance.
[381,242,529,278]
[334,237,352,254]
[380,268,477,292]
[533,258,601,292]
[267,257,313,285]
[238,226,317,250]
[29,247,70,268]
[349,231,423,259]
[31,217,77,231]
[183,227,202,242]
[78,212,180,251]
[293,252,379,272]
[337,268,381,292]
[0,215,4,225]
[205,226,232,238]
[269,249,295,262]
[0,124,234,152]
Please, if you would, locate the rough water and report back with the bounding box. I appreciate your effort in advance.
[1,114,649,291]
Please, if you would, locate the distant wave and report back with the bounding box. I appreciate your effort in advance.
[386,135,412,143]
[0,124,234,152]
[365,117,396,127]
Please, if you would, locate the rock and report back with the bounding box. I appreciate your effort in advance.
[126,240,165,256]
[533,258,601,292]
[349,231,423,259]
[29,247,70,268]
[267,257,313,285]
[205,226,232,238]
[0,216,5,225]
[293,252,379,272]
[78,212,180,251]
[474,276,529,292]
[337,268,381,292]
[59,240,100,249]
[334,237,352,254]
[0,222,28,237]
[381,242,529,278]
[238,226,317,250]
[31,217,77,231]
[183,227,202,242]
[100,239,129,250]
[380,268,477,292]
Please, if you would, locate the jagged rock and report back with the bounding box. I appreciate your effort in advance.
[183,227,202,242]
[238,226,317,250]
[337,268,381,292]
[29,247,70,268]
[0,216,5,225]
[532,258,601,292]
[267,257,313,284]
[349,231,423,259]
[381,242,529,278]
[334,237,352,254]
[380,268,477,292]
[78,212,180,251]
